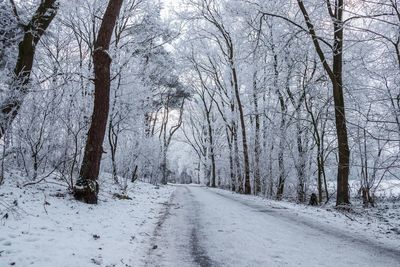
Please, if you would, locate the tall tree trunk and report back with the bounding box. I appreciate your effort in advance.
[276,136,285,200]
[274,53,286,200]
[161,145,168,184]
[332,3,350,206]
[232,123,242,192]
[74,0,124,204]
[253,71,261,195]
[262,89,270,196]
[267,141,274,198]
[297,0,350,206]
[0,0,58,140]
[207,117,216,187]
[317,147,323,203]
[227,132,235,191]
[229,98,241,192]
[296,124,306,203]
[108,120,118,184]
[199,3,250,194]
[231,65,251,194]
[202,94,216,187]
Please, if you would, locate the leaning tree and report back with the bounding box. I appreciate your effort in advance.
[74,0,124,204]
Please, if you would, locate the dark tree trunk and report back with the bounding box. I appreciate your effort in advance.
[317,149,323,203]
[232,65,251,194]
[253,72,261,195]
[296,126,306,203]
[74,0,124,204]
[227,134,235,192]
[131,165,138,183]
[297,0,350,207]
[332,2,350,207]
[201,91,216,188]
[276,88,286,200]
[207,119,216,188]
[0,0,58,139]
[232,122,242,192]
[108,116,119,184]
[161,145,168,185]
[276,143,285,200]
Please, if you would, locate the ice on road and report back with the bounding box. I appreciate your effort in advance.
[146,185,400,267]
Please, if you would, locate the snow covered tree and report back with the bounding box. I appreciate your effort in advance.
[0,0,58,140]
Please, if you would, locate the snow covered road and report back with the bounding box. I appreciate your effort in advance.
[146,185,400,267]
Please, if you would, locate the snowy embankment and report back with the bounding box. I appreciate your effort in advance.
[210,185,400,250]
[0,173,174,267]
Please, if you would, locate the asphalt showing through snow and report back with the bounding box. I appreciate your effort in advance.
[145,185,214,267]
[186,188,214,267]
[146,185,400,267]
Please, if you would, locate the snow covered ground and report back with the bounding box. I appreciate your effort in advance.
[147,184,400,267]
[312,179,400,240]
[0,173,174,267]
[1,176,400,267]
[210,186,400,249]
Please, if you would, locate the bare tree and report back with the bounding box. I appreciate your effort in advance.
[74,0,124,204]
[296,0,350,207]
[159,97,186,184]
[256,0,350,206]
[193,0,251,194]
[0,0,58,140]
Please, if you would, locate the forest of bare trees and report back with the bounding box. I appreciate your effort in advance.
[2,1,400,266]
[177,0,400,208]
[0,0,399,210]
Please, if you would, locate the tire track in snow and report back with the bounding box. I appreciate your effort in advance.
[185,186,215,267]
[146,185,215,267]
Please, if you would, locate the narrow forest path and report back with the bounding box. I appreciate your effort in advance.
[145,185,400,267]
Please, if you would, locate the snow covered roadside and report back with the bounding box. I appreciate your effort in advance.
[0,174,174,267]
[209,187,400,250]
